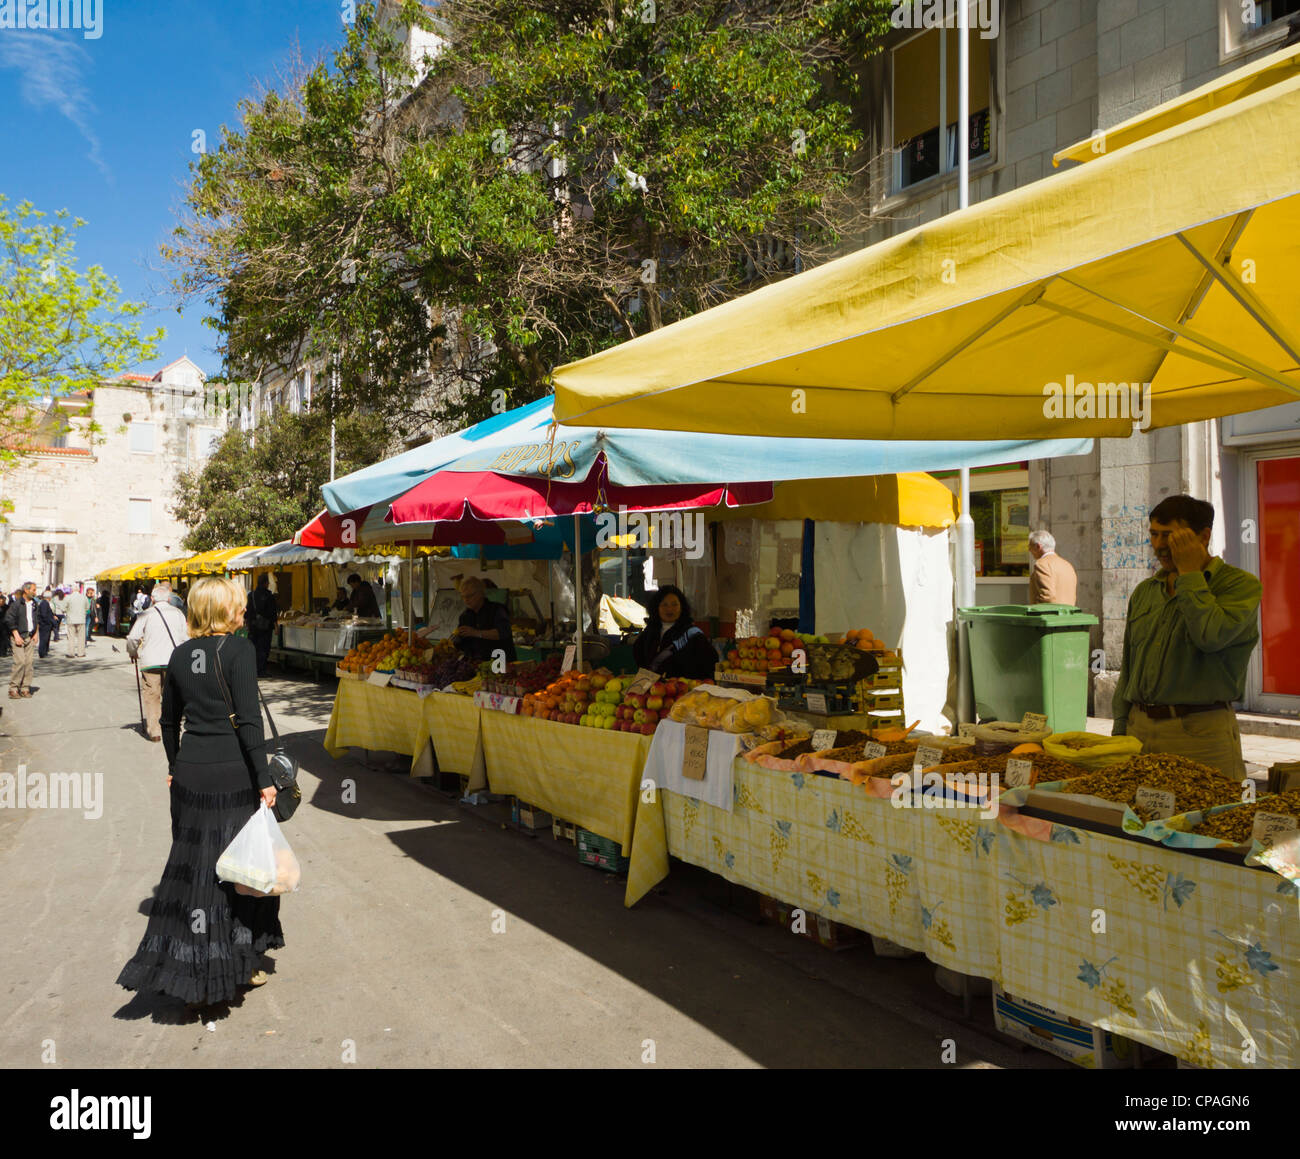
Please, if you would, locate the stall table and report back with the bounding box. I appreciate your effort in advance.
[478,712,651,853]
[626,757,1300,1068]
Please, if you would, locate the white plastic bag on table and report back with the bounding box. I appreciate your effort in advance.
[216,803,302,896]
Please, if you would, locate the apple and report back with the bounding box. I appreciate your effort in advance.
[641,722,656,735]
[646,695,663,711]
[650,682,666,698]
[606,678,623,695]
[642,709,658,725]
[634,708,646,724]
[662,698,675,714]
[601,716,614,729]
[727,650,740,664]
[580,714,591,727]
[627,692,645,709]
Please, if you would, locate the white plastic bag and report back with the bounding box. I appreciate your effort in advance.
[216,803,302,897]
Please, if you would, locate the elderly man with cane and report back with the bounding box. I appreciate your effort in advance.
[126,581,189,742]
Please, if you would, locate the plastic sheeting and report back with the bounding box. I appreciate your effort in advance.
[812,523,954,734]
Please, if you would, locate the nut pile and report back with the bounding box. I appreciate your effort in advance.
[773,730,875,760]
[943,752,1081,788]
[854,746,976,775]
[1194,790,1300,845]
[1060,753,1245,821]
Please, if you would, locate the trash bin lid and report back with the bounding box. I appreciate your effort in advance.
[957,603,1098,627]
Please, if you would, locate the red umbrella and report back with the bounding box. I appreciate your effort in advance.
[295,505,535,550]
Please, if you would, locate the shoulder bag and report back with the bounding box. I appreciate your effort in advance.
[215,637,302,822]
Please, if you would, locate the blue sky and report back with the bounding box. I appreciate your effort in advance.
[0,0,353,378]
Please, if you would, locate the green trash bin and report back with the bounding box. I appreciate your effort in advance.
[956,604,1099,733]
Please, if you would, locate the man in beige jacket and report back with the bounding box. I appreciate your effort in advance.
[1028,530,1078,605]
[125,582,189,741]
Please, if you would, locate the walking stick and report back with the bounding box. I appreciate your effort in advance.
[133,656,145,733]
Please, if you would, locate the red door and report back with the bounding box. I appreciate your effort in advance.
[1258,457,1300,696]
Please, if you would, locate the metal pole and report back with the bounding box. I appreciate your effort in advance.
[407,541,415,647]
[573,514,583,670]
[954,0,976,725]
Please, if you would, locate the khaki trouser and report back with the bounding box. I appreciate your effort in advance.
[1128,705,1247,780]
[8,637,35,691]
[67,622,85,657]
[140,670,164,739]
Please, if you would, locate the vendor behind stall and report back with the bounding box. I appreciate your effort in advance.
[452,576,516,664]
[346,573,381,619]
[332,586,351,612]
[632,584,717,680]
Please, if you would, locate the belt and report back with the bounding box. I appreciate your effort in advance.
[1134,701,1230,720]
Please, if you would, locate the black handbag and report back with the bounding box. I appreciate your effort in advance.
[215,638,302,822]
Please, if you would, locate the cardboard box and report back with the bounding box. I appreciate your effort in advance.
[1268,762,1300,795]
[757,895,865,951]
[511,799,552,830]
[1020,787,1130,834]
[552,818,577,843]
[992,986,1134,1069]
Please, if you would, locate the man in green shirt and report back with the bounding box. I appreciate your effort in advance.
[1112,495,1260,780]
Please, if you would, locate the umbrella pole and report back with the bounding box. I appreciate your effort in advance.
[407,541,415,648]
[574,514,583,671]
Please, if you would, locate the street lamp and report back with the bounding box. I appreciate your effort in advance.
[43,544,53,588]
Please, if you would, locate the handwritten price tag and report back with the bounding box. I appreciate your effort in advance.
[561,645,576,673]
[682,725,709,781]
[1004,758,1034,788]
[863,742,887,760]
[367,670,392,687]
[1251,811,1298,847]
[958,722,978,738]
[1020,712,1049,734]
[1135,786,1176,820]
[810,729,837,752]
[915,745,944,769]
[804,691,828,715]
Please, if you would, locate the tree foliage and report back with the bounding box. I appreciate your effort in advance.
[0,197,163,473]
[170,407,390,551]
[168,0,892,434]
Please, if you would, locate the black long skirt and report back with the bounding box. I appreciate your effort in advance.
[117,758,285,1005]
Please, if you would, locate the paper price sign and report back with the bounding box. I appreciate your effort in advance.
[1019,712,1049,734]
[625,668,661,697]
[561,645,576,673]
[1251,812,1298,847]
[1135,786,1176,820]
[957,722,978,738]
[805,691,828,715]
[367,670,392,687]
[915,746,944,770]
[810,730,837,752]
[1004,758,1034,788]
[863,742,887,760]
[682,725,710,781]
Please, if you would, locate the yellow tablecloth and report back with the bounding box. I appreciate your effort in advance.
[479,712,651,853]
[627,759,1300,1068]
[421,692,488,790]
[323,679,427,771]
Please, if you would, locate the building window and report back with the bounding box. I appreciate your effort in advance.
[1221,0,1300,56]
[128,499,152,534]
[891,25,993,193]
[196,427,222,461]
[129,422,156,454]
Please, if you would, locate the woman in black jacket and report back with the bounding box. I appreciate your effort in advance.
[117,576,284,1011]
[632,585,718,680]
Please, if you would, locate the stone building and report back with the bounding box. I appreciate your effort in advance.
[0,357,226,590]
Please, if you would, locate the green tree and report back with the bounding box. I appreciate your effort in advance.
[168,0,890,433]
[0,197,164,475]
[171,407,390,550]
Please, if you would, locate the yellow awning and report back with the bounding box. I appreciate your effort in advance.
[95,562,146,582]
[1054,44,1300,167]
[711,473,958,528]
[552,73,1300,440]
[147,558,193,578]
[181,545,264,575]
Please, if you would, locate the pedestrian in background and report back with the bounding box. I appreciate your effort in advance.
[63,586,89,658]
[117,576,284,1009]
[36,590,56,658]
[126,581,189,742]
[85,585,97,642]
[6,582,38,697]
[51,587,68,642]
[245,574,278,677]
[98,588,111,636]
[1027,530,1078,605]
[0,592,10,658]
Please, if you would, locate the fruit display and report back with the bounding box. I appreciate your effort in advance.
[338,633,407,675]
[603,677,700,734]
[481,654,564,698]
[521,669,615,726]
[720,629,824,676]
[1055,753,1246,821]
[667,688,781,732]
[1191,790,1300,845]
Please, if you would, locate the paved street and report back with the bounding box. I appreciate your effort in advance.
[0,642,1068,1069]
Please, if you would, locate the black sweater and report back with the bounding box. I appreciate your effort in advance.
[161,634,272,788]
[632,618,718,680]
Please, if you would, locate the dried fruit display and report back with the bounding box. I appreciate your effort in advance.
[1193,789,1300,844]
[1058,753,1246,820]
[856,746,977,776]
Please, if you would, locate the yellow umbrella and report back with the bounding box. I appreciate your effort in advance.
[553,69,1300,440]
[180,545,264,575]
[710,473,957,528]
[147,558,192,579]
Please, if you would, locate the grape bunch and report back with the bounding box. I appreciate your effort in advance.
[1107,853,1164,902]
[936,815,975,852]
[1003,892,1033,925]
[1214,953,1255,993]
[838,809,874,844]
[1100,977,1136,1016]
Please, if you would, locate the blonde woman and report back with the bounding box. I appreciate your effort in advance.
[117,576,284,1010]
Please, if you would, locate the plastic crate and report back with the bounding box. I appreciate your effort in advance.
[577,829,630,874]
